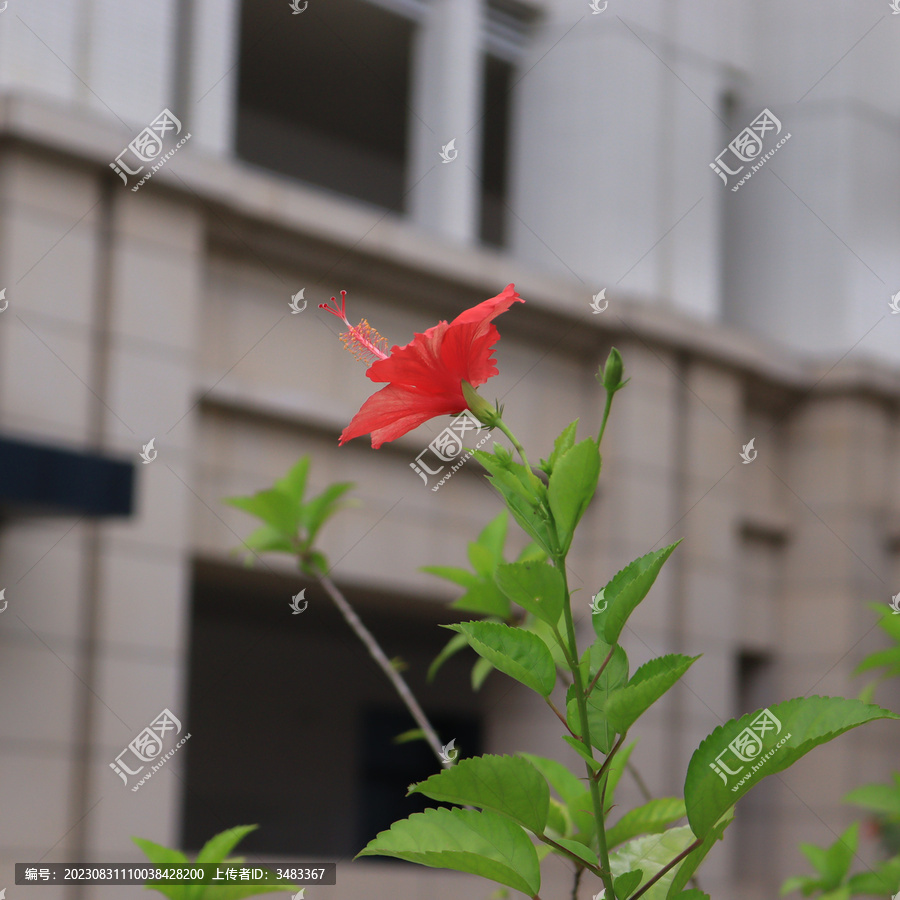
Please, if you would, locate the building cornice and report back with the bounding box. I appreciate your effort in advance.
[2,90,900,408]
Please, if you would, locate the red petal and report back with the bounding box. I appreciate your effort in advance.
[339,383,467,448]
[365,285,522,391]
[365,321,452,389]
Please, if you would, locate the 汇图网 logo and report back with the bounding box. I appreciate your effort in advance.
[110,109,192,192]
[411,411,492,490]
[110,708,190,791]
[710,109,791,192]
[709,707,787,788]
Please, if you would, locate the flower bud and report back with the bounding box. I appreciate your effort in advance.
[597,347,627,393]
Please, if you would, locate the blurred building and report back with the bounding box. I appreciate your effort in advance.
[1,0,899,898]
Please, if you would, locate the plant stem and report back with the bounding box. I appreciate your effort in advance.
[629,837,703,900]
[317,573,446,766]
[593,734,626,785]
[546,698,570,731]
[495,417,534,473]
[597,389,615,447]
[556,558,616,900]
[546,697,578,737]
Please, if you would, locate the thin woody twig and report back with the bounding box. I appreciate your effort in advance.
[571,865,583,900]
[317,573,446,765]
[630,837,703,900]
[547,697,578,736]
[587,645,616,696]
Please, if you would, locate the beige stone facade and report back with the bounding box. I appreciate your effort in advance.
[0,30,898,900]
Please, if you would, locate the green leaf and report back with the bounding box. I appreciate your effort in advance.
[472,656,494,690]
[799,842,833,879]
[301,549,328,578]
[451,582,511,618]
[607,798,687,849]
[518,753,588,807]
[615,869,645,899]
[476,512,509,570]
[780,875,811,896]
[133,837,190,900]
[684,696,900,838]
[606,655,700,734]
[195,825,259,863]
[473,450,556,555]
[551,836,599,868]
[526,616,570,671]
[473,450,546,506]
[561,735,603,771]
[817,889,851,900]
[546,798,570,837]
[273,457,310,503]
[610,826,698,900]
[303,481,354,542]
[516,542,548,563]
[540,419,579,475]
[445,621,556,697]
[393,728,426,745]
[409,754,550,834]
[224,489,299,537]
[875,604,900,641]
[776,875,815,897]
[422,562,510,618]
[205,883,298,900]
[794,823,858,891]
[853,646,900,676]
[241,524,295,555]
[423,514,515,619]
[667,807,733,896]
[428,631,471,683]
[858,679,879,704]
[132,836,189,867]
[846,855,900,894]
[517,752,600,844]
[421,566,483,589]
[583,638,630,690]
[548,438,600,553]
[844,773,900,816]
[356,806,541,896]
[602,543,681,645]
[468,542,497,579]
[135,828,296,900]
[495,561,565,626]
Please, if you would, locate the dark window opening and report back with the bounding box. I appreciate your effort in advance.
[181,560,482,858]
[357,707,481,854]
[479,54,513,247]
[734,650,778,883]
[236,0,414,211]
[736,650,772,717]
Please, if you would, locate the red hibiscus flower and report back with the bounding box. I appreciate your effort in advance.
[320,284,523,448]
